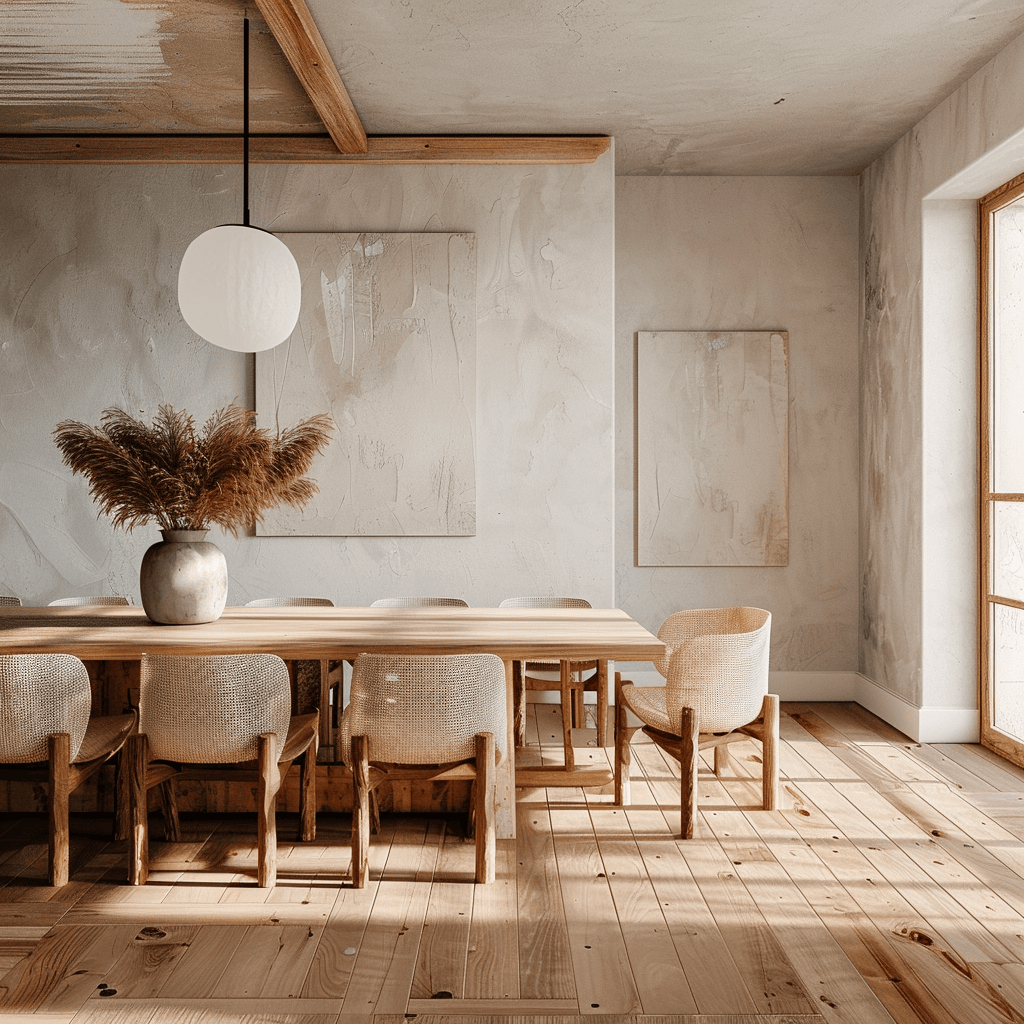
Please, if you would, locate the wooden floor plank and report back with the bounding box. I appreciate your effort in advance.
[697,808,889,1024]
[464,840,519,999]
[152,924,245,998]
[548,791,642,1015]
[411,829,476,999]
[900,743,1000,793]
[629,748,815,1019]
[339,817,440,1017]
[744,808,947,1024]
[802,780,1024,957]
[514,787,575,1001]
[85,923,199,999]
[0,924,138,1013]
[596,837,698,1014]
[299,881,380,1000]
[618,773,760,1015]
[934,743,1024,791]
[779,710,861,781]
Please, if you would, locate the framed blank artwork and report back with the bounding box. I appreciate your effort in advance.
[256,231,476,537]
[637,330,789,566]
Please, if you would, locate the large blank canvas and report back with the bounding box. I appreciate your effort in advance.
[256,232,476,536]
[637,330,788,566]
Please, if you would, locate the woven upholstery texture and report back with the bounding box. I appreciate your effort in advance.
[245,597,334,607]
[0,654,91,762]
[48,596,131,607]
[369,597,469,607]
[140,654,292,763]
[342,653,506,765]
[498,596,591,610]
[640,607,771,734]
[0,596,21,606]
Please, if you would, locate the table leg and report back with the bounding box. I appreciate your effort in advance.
[495,659,515,839]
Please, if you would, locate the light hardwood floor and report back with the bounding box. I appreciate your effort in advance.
[1,701,1023,1024]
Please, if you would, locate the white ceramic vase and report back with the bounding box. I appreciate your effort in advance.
[140,529,228,625]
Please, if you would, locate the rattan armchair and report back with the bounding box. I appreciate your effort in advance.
[0,654,135,885]
[0,596,22,606]
[48,596,131,606]
[126,654,318,888]
[341,653,506,886]
[245,596,341,748]
[499,597,608,767]
[369,597,469,607]
[615,607,777,838]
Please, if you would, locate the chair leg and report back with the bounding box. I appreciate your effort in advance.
[48,733,70,887]
[596,660,609,748]
[761,693,780,811]
[513,661,526,747]
[126,733,149,885]
[614,672,631,806]
[559,659,575,770]
[318,660,331,750]
[299,731,318,842]
[679,706,699,840]
[474,732,496,883]
[714,743,731,777]
[114,748,130,842]
[352,735,371,888]
[257,733,281,888]
[159,781,181,842]
[572,684,584,729]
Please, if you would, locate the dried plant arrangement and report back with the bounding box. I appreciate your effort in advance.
[53,405,333,534]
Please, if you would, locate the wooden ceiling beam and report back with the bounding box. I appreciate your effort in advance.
[250,0,367,154]
[0,135,611,165]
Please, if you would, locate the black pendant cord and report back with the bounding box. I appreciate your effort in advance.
[243,16,250,227]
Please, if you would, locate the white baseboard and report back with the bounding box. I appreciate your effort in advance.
[854,673,980,743]
[542,667,980,743]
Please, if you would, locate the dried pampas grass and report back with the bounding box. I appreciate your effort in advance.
[53,405,333,535]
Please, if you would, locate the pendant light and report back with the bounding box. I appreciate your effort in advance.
[177,17,301,353]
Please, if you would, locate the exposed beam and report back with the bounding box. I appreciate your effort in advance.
[0,135,611,165]
[250,0,367,154]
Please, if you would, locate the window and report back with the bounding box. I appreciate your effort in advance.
[980,171,1024,765]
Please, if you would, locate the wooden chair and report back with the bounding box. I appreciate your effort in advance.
[48,596,131,606]
[126,653,318,888]
[0,596,21,606]
[0,653,135,885]
[615,606,777,838]
[499,597,608,768]
[340,652,506,886]
[245,596,342,748]
[369,597,469,607]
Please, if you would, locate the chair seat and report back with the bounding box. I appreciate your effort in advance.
[75,713,136,765]
[620,683,673,734]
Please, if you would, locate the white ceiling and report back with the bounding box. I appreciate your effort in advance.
[311,0,1024,174]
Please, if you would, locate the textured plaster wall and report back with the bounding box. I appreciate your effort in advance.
[0,157,614,607]
[861,26,1024,710]
[615,177,860,672]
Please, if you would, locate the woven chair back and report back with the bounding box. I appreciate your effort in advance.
[245,596,335,607]
[658,607,771,733]
[498,596,591,609]
[0,654,91,763]
[48,596,130,607]
[140,654,291,763]
[370,597,468,608]
[347,653,506,765]
[0,596,21,606]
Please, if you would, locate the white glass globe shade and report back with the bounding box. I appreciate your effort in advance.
[178,225,302,353]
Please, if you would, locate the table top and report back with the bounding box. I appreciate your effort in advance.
[0,605,665,662]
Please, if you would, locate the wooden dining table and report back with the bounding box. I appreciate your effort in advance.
[0,603,665,837]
